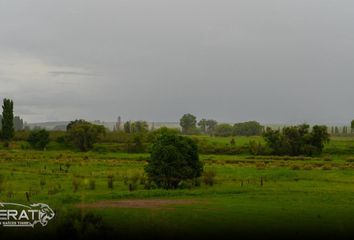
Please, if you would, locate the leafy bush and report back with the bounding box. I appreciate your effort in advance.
[92,144,109,153]
[248,140,268,155]
[197,140,242,155]
[100,131,130,143]
[56,210,111,240]
[263,124,330,156]
[145,133,203,189]
[233,121,263,136]
[147,127,180,143]
[143,181,157,190]
[56,134,70,145]
[14,130,30,141]
[67,119,106,152]
[21,142,30,150]
[203,121,264,137]
[27,129,50,150]
[214,123,234,137]
[125,134,146,153]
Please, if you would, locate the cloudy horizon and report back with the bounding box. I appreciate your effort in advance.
[1,0,353,125]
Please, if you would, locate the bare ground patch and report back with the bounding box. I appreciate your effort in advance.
[76,199,200,209]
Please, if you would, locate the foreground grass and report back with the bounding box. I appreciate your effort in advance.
[1,137,354,238]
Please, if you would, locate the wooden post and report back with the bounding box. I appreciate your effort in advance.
[25,192,30,202]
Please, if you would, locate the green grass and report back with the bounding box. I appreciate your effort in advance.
[1,136,354,238]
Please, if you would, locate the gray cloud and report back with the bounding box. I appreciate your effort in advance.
[49,71,98,77]
[0,0,353,124]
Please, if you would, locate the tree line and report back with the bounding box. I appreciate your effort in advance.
[330,124,354,136]
[0,99,347,157]
[179,113,263,136]
[263,125,330,156]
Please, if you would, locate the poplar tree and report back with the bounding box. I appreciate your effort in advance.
[1,99,15,144]
[335,126,339,135]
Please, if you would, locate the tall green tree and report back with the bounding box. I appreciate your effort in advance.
[335,126,339,135]
[206,119,218,135]
[124,121,131,133]
[351,120,354,134]
[67,119,105,151]
[310,125,330,153]
[180,113,197,134]
[343,126,348,135]
[131,121,149,133]
[1,99,15,143]
[145,133,203,189]
[198,119,208,134]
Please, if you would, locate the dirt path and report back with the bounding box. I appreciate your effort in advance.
[77,199,199,209]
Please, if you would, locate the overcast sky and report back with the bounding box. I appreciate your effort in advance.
[0,0,353,124]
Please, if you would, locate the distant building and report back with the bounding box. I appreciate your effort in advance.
[114,116,122,131]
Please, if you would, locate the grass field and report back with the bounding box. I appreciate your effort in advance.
[1,136,354,239]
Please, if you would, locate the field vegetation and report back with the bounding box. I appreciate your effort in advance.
[1,135,354,238]
[1,101,354,238]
